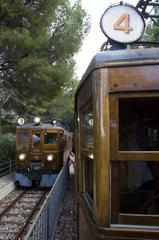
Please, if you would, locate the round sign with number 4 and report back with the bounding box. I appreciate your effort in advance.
[100,3,145,43]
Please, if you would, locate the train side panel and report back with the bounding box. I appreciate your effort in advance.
[75,48,159,239]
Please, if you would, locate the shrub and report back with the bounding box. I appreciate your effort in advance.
[0,133,16,162]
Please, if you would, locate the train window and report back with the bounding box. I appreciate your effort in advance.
[32,133,41,147]
[111,160,159,225]
[18,132,29,151]
[111,95,159,225]
[61,134,66,147]
[119,161,157,214]
[80,101,94,203]
[119,97,159,151]
[60,133,64,140]
[44,133,58,144]
[58,133,64,144]
[82,155,94,200]
[81,108,93,149]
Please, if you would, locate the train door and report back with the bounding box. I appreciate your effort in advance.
[30,131,42,166]
[110,93,159,227]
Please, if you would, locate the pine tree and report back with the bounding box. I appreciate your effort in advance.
[0,0,90,131]
[143,0,159,41]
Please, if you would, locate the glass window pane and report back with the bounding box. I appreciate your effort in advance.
[83,155,94,199]
[82,110,93,149]
[32,133,41,147]
[118,161,159,214]
[18,132,28,151]
[119,98,159,151]
[44,133,58,144]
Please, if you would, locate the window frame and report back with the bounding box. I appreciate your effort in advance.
[80,101,94,151]
[110,92,159,227]
[17,130,29,151]
[32,131,42,149]
[110,93,159,161]
[80,99,94,205]
[44,132,58,145]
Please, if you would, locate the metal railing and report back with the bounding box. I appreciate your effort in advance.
[24,161,69,240]
[0,160,15,177]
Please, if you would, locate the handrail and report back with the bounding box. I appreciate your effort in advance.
[0,160,15,177]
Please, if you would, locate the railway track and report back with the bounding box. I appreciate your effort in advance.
[0,188,49,240]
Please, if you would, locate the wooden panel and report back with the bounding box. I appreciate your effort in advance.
[109,65,159,92]
[111,162,120,224]
[74,96,81,230]
[94,224,159,239]
[78,75,93,109]
[81,148,93,158]
[116,151,159,161]
[119,214,159,226]
[77,95,83,193]
[93,68,110,225]
[110,95,119,161]
[78,195,94,240]
[79,206,93,240]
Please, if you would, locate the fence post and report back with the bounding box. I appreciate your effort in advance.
[9,160,12,173]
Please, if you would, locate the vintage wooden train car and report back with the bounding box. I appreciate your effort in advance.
[75,47,159,239]
[16,118,72,187]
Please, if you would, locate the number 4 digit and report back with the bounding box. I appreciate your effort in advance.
[113,13,133,33]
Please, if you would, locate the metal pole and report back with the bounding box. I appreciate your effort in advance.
[10,160,12,173]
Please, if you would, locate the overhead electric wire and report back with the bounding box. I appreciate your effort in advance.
[1,79,36,119]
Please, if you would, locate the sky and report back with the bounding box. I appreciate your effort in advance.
[74,0,139,79]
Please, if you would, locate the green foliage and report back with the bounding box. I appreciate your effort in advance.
[0,0,90,130]
[47,79,79,130]
[50,0,90,61]
[0,133,16,161]
[143,0,159,41]
[144,22,159,41]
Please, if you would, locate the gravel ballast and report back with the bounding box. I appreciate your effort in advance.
[54,175,78,240]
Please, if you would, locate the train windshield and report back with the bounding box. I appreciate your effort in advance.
[44,133,58,144]
[32,133,41,147]
[18,132,29,151]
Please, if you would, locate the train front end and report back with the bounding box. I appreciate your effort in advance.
[15,121,64,187]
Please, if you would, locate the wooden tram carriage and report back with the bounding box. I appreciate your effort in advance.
[75,47,159,239]
[16,119,72,187]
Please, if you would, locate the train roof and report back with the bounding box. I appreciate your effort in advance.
[17,123,64,130]
[76,47,159,94]
[87,47,159,68]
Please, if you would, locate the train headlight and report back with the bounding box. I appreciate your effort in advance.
[19,153,26,161]
[18,118,25,125]
[34,117,40,124]
[47,154,54,162]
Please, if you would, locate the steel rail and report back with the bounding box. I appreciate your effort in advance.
[0,188,48,240]
[16,189,49,240]
[0,189,27,219]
